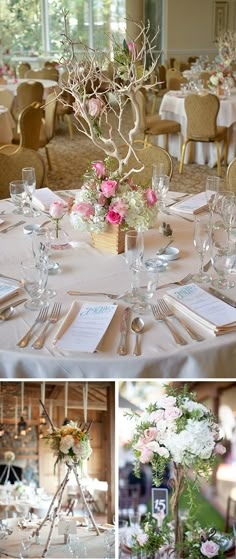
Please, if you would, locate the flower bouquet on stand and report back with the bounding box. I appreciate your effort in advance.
[129,385,226,558]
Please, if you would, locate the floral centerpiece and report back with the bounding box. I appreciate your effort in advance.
[129,513,170,559]
[208,62,232,92]
[4,451,15,463]
[182,523,232,558]
[44,420,92,469]
[129,385,226,556]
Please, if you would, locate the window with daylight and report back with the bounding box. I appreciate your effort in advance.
[0,0,126,63]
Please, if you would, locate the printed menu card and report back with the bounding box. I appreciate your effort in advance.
[164,283,236,335]
[54,302,117,352]
[170,192,209,215]
[0,282,19,304]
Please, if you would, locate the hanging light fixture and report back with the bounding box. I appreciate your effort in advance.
[18,382,27,436]
[40,382,47,425]
[62,382,70,425]
[0,398,4,438]
[27,398,32,432]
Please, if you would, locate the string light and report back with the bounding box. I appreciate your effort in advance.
[63,382,69,425]
[40,382,46,425]
[18,382,27,436]
[14,398,18,440]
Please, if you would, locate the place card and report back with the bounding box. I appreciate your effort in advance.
[170,191,209,215]
[165,282,236,335]
[58,518,77,536]
[32,188,66,211]
[0,282,19,303]
[54,302,117,352]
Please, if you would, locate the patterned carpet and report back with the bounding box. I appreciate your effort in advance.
[42,109,227,194]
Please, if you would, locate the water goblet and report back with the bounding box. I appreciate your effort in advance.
[20,257,48,310]
[22,167,40,217]
[205,175,220,226]
[192,215,211,283]
[211,239,235,289]
[9,180,25,214]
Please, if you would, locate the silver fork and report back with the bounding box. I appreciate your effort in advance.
[16,305,49,348]
[32,302,61,349]
[158,299,204,342]
[67,290,128,300]
[156,273,192,291]
[152,304,188,345]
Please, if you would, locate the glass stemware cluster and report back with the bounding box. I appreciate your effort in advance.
[9,167,40,218]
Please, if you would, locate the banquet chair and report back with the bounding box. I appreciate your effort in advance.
[0,147,46,198]
[133,90,181,153]
[12,102,43,150]
[26,67,59,82]
[226,158,236,191]
[179,93,228,176]
[0,89,14,111]
[17,62,31,78]
[39,91,58,170]
[56,89,75,139]
[44,60,59,69]
[12,80,44,123]
[166,68,183,89]
[117,140,172,185]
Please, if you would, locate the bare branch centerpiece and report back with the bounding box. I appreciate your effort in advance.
[58,13,159,253]
[129,385,226,558]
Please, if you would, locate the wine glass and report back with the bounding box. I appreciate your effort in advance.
[152,169,170,211]
[9,180,25,214]
[22,167,40,217]
[205,175,220,225]
[220,191,236,241]
[192,215,211,283]
[20,257,48,310]
[211,239,235,289]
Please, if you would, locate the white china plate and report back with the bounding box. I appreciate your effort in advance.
[144,258,168,271]
[158,246,180,261]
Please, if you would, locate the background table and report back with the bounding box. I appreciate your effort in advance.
[0,193,236,378]
[0,78,58,97]
[159,90,236,167]
[0,106,15,143]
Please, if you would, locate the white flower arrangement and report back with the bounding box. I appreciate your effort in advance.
[4,451,15,463]
[44,420,92,467]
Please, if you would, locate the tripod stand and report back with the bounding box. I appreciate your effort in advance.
[0,463,20,485]
[31,463,100,557]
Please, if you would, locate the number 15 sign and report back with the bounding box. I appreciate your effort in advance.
[152,488,168,517]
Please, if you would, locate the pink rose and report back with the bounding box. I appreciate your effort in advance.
[101,179,117,197]
[139,447,154,464]
[161,396,177,408]
[134,436,146,451]
[214,443,226,455]
[144,188,157,206]
[49,201,65,220]
[143,427,158,442]
[97,194,107,206]
[106,209,123,225]
[91,161,106,178]
[200,540,219,558]
[164,407,182,420]
[73,201,94,219]
[136,533,148,546]
[150,410,165,422]
[110,200,128,218]
[88,98,104,118]
[127,42,136,54]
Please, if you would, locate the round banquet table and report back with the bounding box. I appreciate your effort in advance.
[1,192,236,379]
[0,78,58,97]
[0,523,114,558]
[159,90,236,167]
[0,105,15,143]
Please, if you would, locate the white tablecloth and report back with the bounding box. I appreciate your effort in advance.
[0,78,58,97]
[159,90,236,167]
[0,193,236,378]
[0,106,15,143]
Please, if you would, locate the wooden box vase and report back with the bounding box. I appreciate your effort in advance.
[91,224,126,254]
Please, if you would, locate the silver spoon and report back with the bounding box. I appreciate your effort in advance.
[156,238,173,255]
[131,317,144,356]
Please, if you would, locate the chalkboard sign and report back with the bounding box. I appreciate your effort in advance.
[152,488,168,517]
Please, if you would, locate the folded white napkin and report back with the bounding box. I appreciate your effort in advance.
[32,188,66,211]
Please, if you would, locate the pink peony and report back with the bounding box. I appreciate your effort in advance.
[136,533,148,546]
[143,427,158,442]
[164,407,182,420]
[91,161,106,178]
[200,540,219,558]
[144,188,157,206]
[214,443,226,455]
[49,201,65,220]
[73,201,94,219]
[139,447,154,464]
[106,209,123,225]
[101,179,117,198]
[88,98,104,118]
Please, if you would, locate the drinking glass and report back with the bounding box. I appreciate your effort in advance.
[9,180,25,214]
[211,240,235,289]
[32,230,57,297]
[152,169,170,211]
[205,175,220,225]
[124,230,144,303]
[22,167,40,217]
[130,262,159,313]
[192,215,211,283]
[104,529,115,559]
[67,534,80,558]
[20,257,48,310]
[220,191,236,241]
[129,512,141,528]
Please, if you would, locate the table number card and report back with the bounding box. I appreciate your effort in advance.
[152,488,168,517]
[55,302,117,352]
[58,518,77,536]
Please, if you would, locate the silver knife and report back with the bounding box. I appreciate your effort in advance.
[117,307,130,355]
[0,220,26,233]
[209,287,236,307]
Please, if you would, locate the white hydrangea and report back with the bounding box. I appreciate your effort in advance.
[73,439,92,460]
[165,419,215,465]
[59,434,74,454]
[181,399,208,417]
